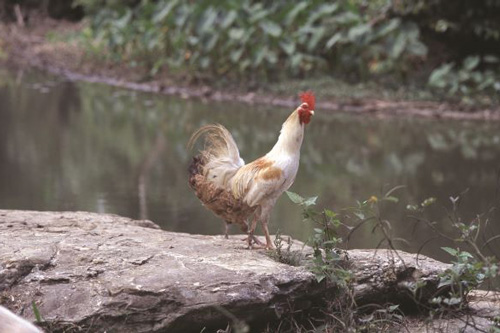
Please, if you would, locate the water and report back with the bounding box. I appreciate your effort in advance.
[1,67,500,263]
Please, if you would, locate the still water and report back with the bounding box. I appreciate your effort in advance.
[1,67,499,263]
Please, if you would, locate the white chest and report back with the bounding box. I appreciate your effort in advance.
[271,153,300,193]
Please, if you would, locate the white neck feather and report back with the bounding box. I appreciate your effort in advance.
[268,110,304,157]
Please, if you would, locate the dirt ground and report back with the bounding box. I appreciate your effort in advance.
[2,18,500,121]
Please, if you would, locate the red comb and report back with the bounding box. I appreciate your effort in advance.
[299,91,315,110]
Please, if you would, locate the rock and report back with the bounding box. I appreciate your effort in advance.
[0,210,322,332]
[0,210,496,332]
[406,290,500,332]
[348,249,449,309]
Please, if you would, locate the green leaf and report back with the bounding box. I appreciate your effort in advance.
[443,297,462,306]
[463,56,480,71]
[197,7,218,34]
[483,55,499,63]
[249,5,268,23]
[375,18,401,38]
[286,191,304,204]
[203,34,219,52]
[253,46,267,67]
[324,209,337,218]
[458,251,473,259]
[199,56,210,69]
[221,10,238,29]
[307,27,325,51]
[407,40,428,56]
[429,63,454,88]
[260,21,282,37]
[325,32,343,49]
[315,274,326,283]
[388,304,400,312]
[229,28,245,40]
[353,211,365,220]
[307,3,339,25]
[187,36,199,46]
[265,50,278,64]
[347,23,371,41]
[32,301,42,323]
[390,32,407,58]
[230,48,244,63]
[114,10,132,29]
[316,3,339,16]
[153,0,178,23]
[279,40,296,55]
[438,277,453,288]
[303,196,318,207]
[331,12,360,25]
[442,247,458,257]
[290,53,303,69]
[284,2,309,26]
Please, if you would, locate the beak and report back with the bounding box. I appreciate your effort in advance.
[310,110,315,115]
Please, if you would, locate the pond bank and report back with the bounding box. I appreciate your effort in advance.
[1,19,500,122]
[1,210,499,332]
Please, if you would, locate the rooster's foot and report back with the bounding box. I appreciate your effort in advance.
[246,235,274,250]
[247,243,274,250]
[241,235,264,246]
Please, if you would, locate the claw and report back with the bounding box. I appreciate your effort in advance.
[245,234,270,250]
[265,242,275,250]
[245,233,265,249]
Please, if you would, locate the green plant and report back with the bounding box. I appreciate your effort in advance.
[432,247,496,309]
[286,191,351,286]
[407,194,499,315]
[281,188,500,331]
[32,301,43,323]
[344,186,409,261]
[78,0,427,81]
[283,190,410,331]
[492,316,500,332]
[269,230,303,267]
[429,55,500,99]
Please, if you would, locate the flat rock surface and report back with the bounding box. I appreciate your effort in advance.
[0,210,497,332]
[0,210,321,332]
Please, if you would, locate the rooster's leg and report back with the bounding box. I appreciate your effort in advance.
[260,204,275,250]
[247,213,259,248]
[247,207,272,249]
[252,235,264,245]
[224,221,229,239]
[261,221,274,250]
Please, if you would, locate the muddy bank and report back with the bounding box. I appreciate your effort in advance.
[1,20,500,122]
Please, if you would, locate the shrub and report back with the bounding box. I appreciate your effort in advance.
[78,0,427,81]
[428,55,500,101]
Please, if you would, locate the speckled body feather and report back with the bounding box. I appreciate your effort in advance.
[188,155,256,232]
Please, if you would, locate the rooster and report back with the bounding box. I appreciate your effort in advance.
[188,92,315,249]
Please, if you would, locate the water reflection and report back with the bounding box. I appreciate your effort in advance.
[0,67,499,263]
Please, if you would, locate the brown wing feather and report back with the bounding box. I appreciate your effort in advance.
[189,155,256,232]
